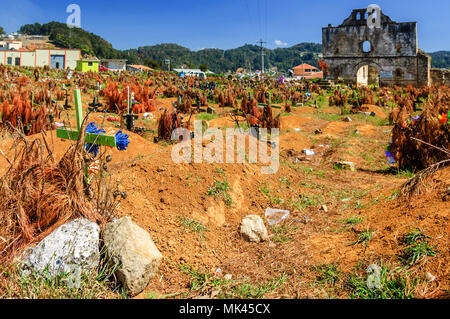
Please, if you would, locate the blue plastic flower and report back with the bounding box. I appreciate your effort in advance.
[85,122,106,157]
[85,143,100,157]
[385,151,396,165]
[115,130,130,151]
[86,122,106,135]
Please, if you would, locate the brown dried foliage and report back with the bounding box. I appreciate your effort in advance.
[0,126,104,263]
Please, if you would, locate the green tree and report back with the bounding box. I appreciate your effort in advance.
[144,58,161,69]
[19,23,42,35]
[199,63,208,72]
[0,26,5,35]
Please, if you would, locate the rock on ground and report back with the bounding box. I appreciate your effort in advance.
[103,216,163,296]
[334,161,356,172]
[20,218,100,277]
[240,215,269,243]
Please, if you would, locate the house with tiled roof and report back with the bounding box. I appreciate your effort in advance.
[293,63,323,79]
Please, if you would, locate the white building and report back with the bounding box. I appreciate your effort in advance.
[0,40,23,51]
[174,68,214,78]
[0,48,81,69]
[101,59,127,71]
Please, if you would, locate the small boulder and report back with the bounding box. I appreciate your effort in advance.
[334,161,356,172]
[240,215,268,243]
[103,216,163,296]
[343,116,353,122]
[20,218,100,277]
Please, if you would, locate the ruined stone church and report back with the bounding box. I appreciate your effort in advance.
[322,8,431,87]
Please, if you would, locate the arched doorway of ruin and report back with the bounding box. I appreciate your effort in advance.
[354,61,380,87]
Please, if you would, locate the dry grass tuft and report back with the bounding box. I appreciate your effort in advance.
[0,123,104,263]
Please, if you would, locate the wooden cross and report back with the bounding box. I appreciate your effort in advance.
[56,89,116,148]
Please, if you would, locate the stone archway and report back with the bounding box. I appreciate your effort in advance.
[353,61,381,87]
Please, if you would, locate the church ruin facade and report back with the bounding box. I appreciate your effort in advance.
[322,8,431,87]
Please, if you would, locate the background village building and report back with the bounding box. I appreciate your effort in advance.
[76,58,100,72]
[322,8,431,87]
[0,40,23,51]
[127,64,154,72]
[293,63,324,80]
[0,48,81,69]
[173,68,207,78]
[101,59,128,71]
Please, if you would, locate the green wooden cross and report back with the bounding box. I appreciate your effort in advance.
[56,89,116,148]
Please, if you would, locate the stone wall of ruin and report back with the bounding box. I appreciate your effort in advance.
[431,68,450,86]
[322,9,431,87]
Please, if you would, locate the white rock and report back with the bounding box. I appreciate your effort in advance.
[104,216,163,296]
[20,218,100,277]
[335,161,356,172]
[240,215,269,243]
[426,272,436,282]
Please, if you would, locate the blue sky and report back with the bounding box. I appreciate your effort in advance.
[1,0,449,52]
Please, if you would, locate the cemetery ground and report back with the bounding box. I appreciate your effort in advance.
[0,92,448,299]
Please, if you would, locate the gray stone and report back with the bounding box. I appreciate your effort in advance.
[335,161,356,172]
[103,216,163,296]
[343,116,353,122]
[20,218,100,277]
[240,215,269,243]
[366,264,382,289]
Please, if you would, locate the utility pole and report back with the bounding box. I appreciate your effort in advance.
[164,58,170,71]
[257,39,266,78]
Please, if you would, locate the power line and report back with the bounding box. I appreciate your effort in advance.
[265,0,268,43]
[243,0,252,25]
[257,0,262,40]
[257,39,266,77]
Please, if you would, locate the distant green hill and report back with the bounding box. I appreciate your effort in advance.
[123,42,323,73]
[19,21,450,73]
[19,22,126,60]
[429,51,450,69]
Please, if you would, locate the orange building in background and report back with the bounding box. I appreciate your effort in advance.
[293,63,323,79]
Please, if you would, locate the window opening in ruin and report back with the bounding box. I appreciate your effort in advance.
[362,41,372,53]
[356,12,361,20]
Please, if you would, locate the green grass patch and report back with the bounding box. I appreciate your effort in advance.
[207,180,233,207]
[315,112,341,122]
[349,113,389,126]
[196,113,217,121]
[346,265,419,299]
[342,216,363,226]
[259,184,283,206]
[179,264,287,299]
[178,216,209,240]
[352,229,374,246]
[0,255,124,299]
[398,229,437,266]
[270,222,298,243]
[313,264,342,285]
[395,169,415,179]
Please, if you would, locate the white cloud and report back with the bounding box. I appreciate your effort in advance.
[274,40,288,47]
